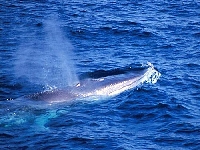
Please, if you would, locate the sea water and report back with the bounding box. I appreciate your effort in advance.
[0,0,200,149]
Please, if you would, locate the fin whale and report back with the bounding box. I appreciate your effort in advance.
[26,63,161,103]
[2,63,160,128]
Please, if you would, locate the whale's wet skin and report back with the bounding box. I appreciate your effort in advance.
[26,63,160,103]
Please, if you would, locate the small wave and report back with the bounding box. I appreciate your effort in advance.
[99,26,156,38]
[119,20,139,26]
[0,133,14,138]
[67,137,93,143]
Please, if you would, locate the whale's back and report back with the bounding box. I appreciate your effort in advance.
[26,63,160,103]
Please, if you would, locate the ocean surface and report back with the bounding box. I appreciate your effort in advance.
[0,0,200,149]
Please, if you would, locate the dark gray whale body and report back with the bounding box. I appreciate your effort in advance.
[27,63,161,103]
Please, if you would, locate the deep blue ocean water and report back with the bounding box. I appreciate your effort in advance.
[0,0,200,149]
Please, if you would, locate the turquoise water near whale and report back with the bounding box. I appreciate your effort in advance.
[0,0,200,149]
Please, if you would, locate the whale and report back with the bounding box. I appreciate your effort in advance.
[1,63,160,128]
[25,63,161,104]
